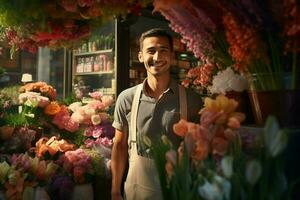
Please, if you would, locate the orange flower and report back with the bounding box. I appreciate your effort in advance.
[173,119,189,137]
[44,101,61,115]
[192,139,209,161]
[35,136,75,158]
[222,12,264,72]
[227,117,241,129]
[19,81,57,100]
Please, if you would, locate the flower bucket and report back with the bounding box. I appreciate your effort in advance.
[248,90,300,127]
[72,183,94,200]
[248,72,300,127]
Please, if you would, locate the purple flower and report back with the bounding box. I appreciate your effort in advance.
[84,120,115,139]
[49,174,74,200]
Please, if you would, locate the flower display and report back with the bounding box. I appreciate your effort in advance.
[0,126,38,154]
[19,82,56,101]
[10,153,59,185]
[154,0,300,91]
[0,81,115,198]
[149,95,291,200]
[51,105,80,133]
[57,148,93,184]
[0,0,152,53]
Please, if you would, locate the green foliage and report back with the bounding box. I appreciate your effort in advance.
[62,93,79,106]
[3,113,29,127]
[0,66,6,75]
[57,128,86,148]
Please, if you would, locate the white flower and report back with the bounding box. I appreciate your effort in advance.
[245,160,262,185]
[71,111,85,123]
[209,67,248,94]
[91,114,101,125]
[68,102,82,112]
[84,107,96,116]
[19,92,49,108]
[264,116,288,157]
[102,95,114,108]
[198,174,231,200]
[221,156,233,178]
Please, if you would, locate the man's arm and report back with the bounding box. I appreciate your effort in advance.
[111,129,128,199]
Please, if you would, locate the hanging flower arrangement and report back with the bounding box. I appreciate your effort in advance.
[0,0,152,53]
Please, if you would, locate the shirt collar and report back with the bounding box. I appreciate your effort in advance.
[141,78,177,95]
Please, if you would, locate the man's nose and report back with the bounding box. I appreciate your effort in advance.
[153,51,161,61]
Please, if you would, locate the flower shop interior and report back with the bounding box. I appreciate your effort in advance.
[0,1,300,200]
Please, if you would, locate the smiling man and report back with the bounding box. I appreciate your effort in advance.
[111,28,202,200]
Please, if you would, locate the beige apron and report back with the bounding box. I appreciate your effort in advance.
[125,84,187,200]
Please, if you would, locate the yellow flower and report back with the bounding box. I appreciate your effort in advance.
[201,95,245,126]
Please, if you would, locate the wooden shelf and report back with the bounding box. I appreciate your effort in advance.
[75,71,114,76]
[74,49,113,56]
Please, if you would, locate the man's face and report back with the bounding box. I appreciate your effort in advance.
[138,36,173,77]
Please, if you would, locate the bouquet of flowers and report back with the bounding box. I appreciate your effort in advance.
[57,148,104,184]
[154,0,300,91]
[149,94,292,200]
[35,136,75,159]
[10,153,59,186]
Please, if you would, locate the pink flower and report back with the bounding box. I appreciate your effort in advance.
[84,138,95,148]
[65,119,80,132]
[88,91,103,100]
[87,100,104,110]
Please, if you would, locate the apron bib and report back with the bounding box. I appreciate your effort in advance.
[125,84,187,200]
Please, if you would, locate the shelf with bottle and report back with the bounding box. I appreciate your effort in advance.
[75,71,114,76]
[73,34,115,55]
[75,53,114,75]
[94,87,115,95]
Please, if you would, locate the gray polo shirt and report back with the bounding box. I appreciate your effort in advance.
[112,79,202,155]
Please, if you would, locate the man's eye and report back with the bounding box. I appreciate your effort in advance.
[147,50,155,54]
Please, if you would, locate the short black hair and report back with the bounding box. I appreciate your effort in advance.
[139,28,173,51]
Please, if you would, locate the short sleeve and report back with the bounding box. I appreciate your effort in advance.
[112,91,129,132]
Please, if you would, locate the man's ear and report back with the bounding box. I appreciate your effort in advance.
[138,51,144,63]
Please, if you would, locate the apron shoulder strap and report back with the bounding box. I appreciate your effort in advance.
[179,85,187,120]
[129,83,143,155]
